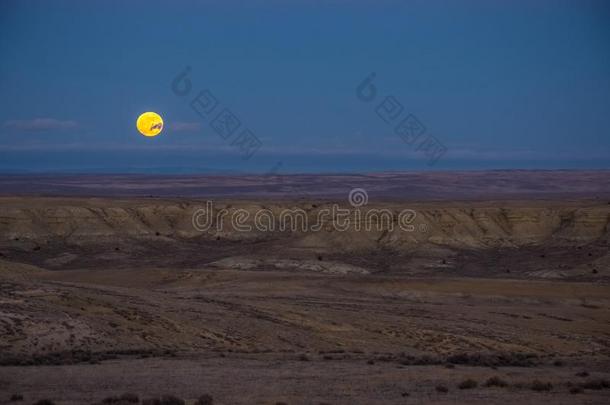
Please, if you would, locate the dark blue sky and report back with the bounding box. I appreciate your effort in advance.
[1,0,609,173]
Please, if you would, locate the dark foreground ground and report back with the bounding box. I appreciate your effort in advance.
[4,356,610,405]
[1,268,609,404]
[0,269,610,404]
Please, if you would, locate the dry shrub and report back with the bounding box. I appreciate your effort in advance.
[530,380,552,392]
[484,376,508,387]
[458,379,477,390]
[195,394,214,405]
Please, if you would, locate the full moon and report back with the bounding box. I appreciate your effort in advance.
[136,112,164,137]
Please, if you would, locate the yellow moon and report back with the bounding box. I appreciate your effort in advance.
[136,112,164,137]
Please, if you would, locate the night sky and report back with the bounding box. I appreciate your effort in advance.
[1,0,609,173]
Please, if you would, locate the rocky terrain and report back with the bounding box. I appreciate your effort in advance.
[0,197,608,278]
[0,195,609,404]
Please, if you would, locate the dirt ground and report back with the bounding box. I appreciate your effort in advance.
[0,197,609,404]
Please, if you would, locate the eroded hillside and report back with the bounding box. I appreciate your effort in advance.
[1,197,610,404]
[0,197,608,280]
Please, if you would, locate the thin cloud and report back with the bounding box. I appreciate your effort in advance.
[3,118,79,131]
[170,122,202,132]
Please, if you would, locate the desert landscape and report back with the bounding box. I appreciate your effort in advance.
[3,0,609,402]
[0,172,609,404]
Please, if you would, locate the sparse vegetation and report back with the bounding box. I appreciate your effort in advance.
[447,353,538,367]
[575,371,589,377]
[32,401,55,405]
[120,393,139,403]
[530,380,552,392]
[195,394,214,405]
[458,379,477,390]
[159,395,185,405]
[0,349,169,366]
[140,395,185,405]
[569,387,583,394]
[435,385,449,393]
[580,379,610,390]
[484,376,508,387]
[365,352,541,368]
[95,393,139,405]
[9,394,23,401]
[399,354,437,366]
